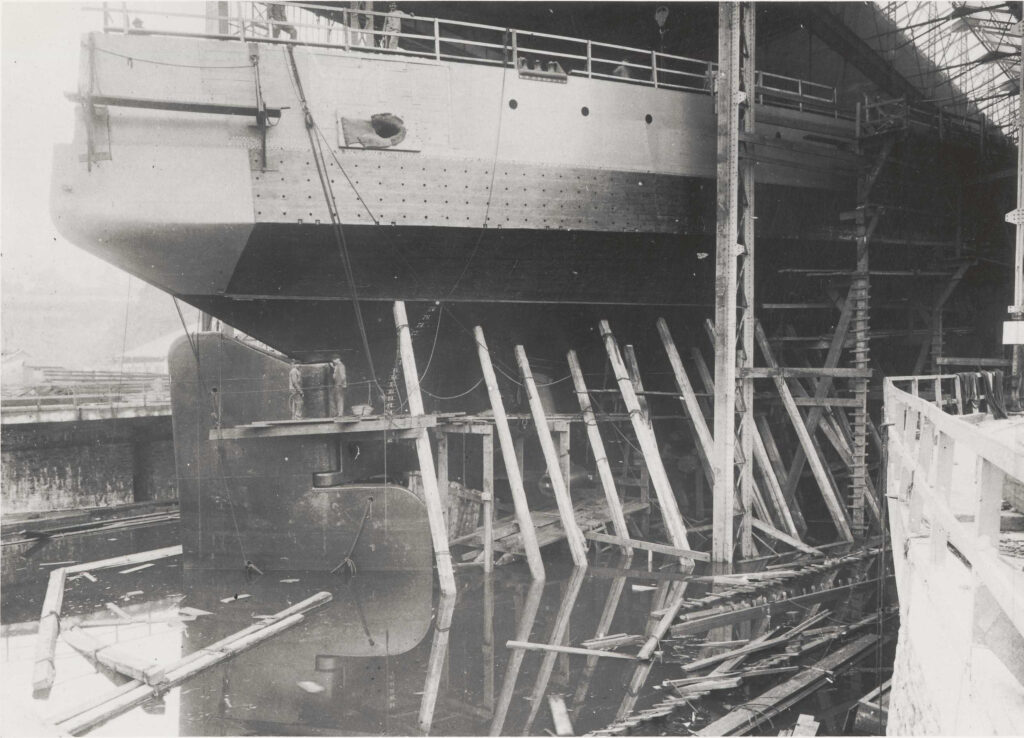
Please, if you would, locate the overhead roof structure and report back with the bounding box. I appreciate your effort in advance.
[875,1,1021,134]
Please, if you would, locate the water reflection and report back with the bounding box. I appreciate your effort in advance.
[2,539,889,737]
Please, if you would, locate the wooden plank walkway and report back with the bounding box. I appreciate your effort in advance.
[452,498,648,554]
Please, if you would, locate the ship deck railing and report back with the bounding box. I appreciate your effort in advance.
[883,374,1024,683]
[90,1,847,120]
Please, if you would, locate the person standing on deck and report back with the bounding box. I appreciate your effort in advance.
[381,2,407,50]
[350,1,373,47]
[330,358,348,417]
[267,2,297,40]
[289,360,304,420]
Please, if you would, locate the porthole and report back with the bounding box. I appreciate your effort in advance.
[645,114,653,124]
[581,106,590,116]
[509,99,518,109]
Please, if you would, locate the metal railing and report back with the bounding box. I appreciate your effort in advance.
[883,376,1024,658]
[91,2,841,116]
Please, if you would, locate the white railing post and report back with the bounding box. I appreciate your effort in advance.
[511,29,517,68]
[433,18,440,60]
[342,9,350,50]
[586,40,592,78]
[122,2,129,33]
[651,50,658,87]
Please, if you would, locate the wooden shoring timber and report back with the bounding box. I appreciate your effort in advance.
[490,578,545,736]
[697,633,880,736]
[516,345,588,567]
[395,302,457,597]
[567,351,631,546]
[756,415,808,534]
[474,326,545,581]
[598,320,692,556]
[657,319,714,486]
[55,592,331,736]
[32,545,183,698]
[583,531,710,562]
[524,567,588,733]
[623,345,653,430]
[507,641,638,661]
[417,590,456,733]
[751,518,823,557]
[573,552,633,710]
[754,321,854,542]
[693,334,800,539]
[482,431,495,574]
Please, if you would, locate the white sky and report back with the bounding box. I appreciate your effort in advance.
[2,1,131,298]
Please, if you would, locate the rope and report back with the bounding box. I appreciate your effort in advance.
[332,496,373,575]
[284,45,382,402]
[445,32,511,299]
[115,276,132,399]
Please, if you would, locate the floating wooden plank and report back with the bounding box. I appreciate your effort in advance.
[475,326,545,581]
[516,345,588,567]
[739,367,871,378]
[505,641,637,661]
[600,320,691,555]
[697,634,879,735]
[56,592,332,736]
[396,301,457,596]
[549,694,575,736]
[210,413,439,439]
[65,545,182,575]
[568,350,631,545]
[583,530,710,561]
[573,551,634,709]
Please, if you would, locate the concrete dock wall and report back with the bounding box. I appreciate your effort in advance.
[1,416,176,513]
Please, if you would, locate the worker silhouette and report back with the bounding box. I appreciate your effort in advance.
[289,360,304,419]
[330,357,347,417]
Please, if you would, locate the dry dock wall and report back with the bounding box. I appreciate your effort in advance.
[887,504,1024,734]
[1,416,176,513]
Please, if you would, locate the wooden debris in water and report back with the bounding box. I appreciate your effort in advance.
[54,591,332,735]
[580,633,644,651]
[297,681,325,694]
[104,603,134,622]
[118,563,154,574]
[548,694,574,736]
[220,593,251,603]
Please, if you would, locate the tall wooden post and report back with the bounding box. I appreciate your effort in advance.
[515,346,588,567]
[474,326,546,580]
[394,302,457,597]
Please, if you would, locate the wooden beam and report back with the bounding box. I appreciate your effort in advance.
[567,351,631,545]
[750,518,823,557]
[599,321,692,557]
[697,633,879,735]
[56,593,331,735]
[516,345,588,567]
[474,326,545,581]
[780,285,855,508]
[755,322,854,542]
[583,531,711,561]
[482,430,495,574]
[395,301,457,596]
[657,319,715,486]
[506,640,637,661]
[740,367,872,379]
[32,566,67,698]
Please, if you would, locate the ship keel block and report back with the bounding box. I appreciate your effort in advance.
[168,332,431,572]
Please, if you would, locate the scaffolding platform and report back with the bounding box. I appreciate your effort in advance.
[451,497,649,555]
